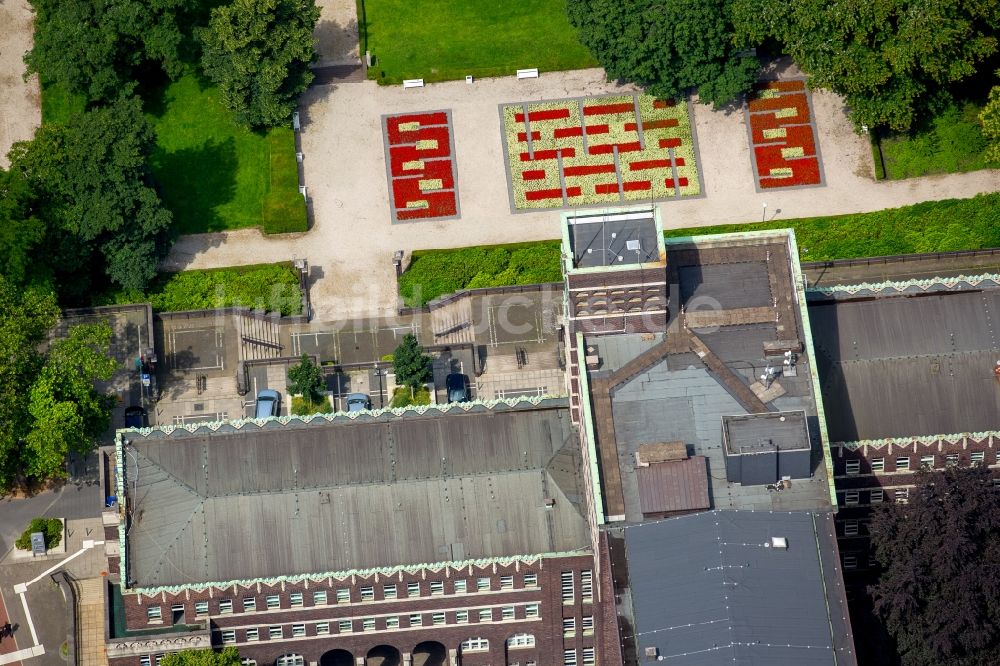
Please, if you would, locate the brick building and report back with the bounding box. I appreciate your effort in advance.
[808,281,1000,573]
[107,399,612,666]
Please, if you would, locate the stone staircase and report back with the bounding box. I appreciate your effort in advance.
[238,314,283,360]
[429,298,474,345]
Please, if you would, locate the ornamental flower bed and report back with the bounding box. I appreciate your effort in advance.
[746,79,823,190]
[382,110,460,222]
[500,93,701,210]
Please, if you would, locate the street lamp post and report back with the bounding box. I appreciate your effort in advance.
[375,367,386,408]
[762,202,768,222]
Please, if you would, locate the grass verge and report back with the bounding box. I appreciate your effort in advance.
[146,72,306,235]
[878,102,999,179]
[100,262,303,315]
[363,0,597,84]
[398,193,1000,306]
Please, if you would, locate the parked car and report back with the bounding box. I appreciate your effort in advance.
[123,405,148,428]
[346,393,371,412]
[446,373,470,403]
[254,389,281,418]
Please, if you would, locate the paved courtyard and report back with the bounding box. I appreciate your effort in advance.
[0,0,42,168]
[164,68,1000,321]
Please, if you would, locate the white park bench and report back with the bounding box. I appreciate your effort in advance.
[516,68,539,79]
[402,79,424,89]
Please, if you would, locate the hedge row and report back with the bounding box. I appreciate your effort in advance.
[102,263,303,315]
[398,193,1000,306]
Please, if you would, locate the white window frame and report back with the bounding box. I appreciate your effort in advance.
[870,489,884,503]
[845,459,860,475]
[583,646,595,666]
[564,649,578,666]
[501,606,515,620]
[525,603,539,618]
[265,595,280,610]
[946,453,959,466]
[243,597,256,612]
[563,617,576,637]
[523,573,538,587]
[461,638,489,653]
[276,655,303,666]
[844,520,859,537]
[194,601,209,617]
[920,455,934,468]
[582,615,594,635]
[561,571,574,603]
[291,623,305,637]
[335,588,350,603]
[844,491,859,506]
[871,457,884,473]
[581,570,593,602]
[896,456,910,472]
[409,614,423,627]
[313,591,327,606]
[430,581,444,596]
[432,612,446,626]
[241,661,256,666]
[218,599,233,614]
[269,626,283,639]
[843,554,858,569]
[221,630,236,644]
[971,451,986,464]
[895,487,910,503]
[289,592,303,608]
[147,606,162,623]
[478,608,492,622]
[383,584,397,599]
[362,618,375,632]
[141,657,151,666]
[477,577,490,592]
[507,633,535,648]
[385,616,399,629]
[500,575,514,589]
[407,582,420,597]
[338,620,353,634]
[316,622,330,635]
[456,610,469,624]
[454,580,467,594]
[246,628,259,642]
[360,586,374,601]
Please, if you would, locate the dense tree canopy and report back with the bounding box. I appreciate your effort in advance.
[392,334,433,389]
[287,354,325,402]
[162,648,242,666]
[566,0,759,106]
[869,465,1000,666]
[982,80,1000,162]
[0,277,116,490]
[24,0,194,103]
[731,0,1000,130]
[200,0,320,127]
[4,96,172,299]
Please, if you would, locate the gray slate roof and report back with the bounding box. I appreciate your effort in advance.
[123,402,589,588]
[624,510,856,666]
[810,289,1000,441]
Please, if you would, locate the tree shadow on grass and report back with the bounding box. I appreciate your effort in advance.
[150,137,239,237]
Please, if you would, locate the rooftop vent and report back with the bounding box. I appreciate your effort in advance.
[543,498,556,508]
[644,647,660,659]
[770,536,788,550]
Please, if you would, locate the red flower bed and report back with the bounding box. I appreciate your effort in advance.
[515,108,571,123]
[595,182,620,194]
[584,102,634,116]
[383,111,459,221]
[564,164,617,177]
[630,159,672,171]
[522,170,547,181]
[747,80,823,190]
[652,99,676,109]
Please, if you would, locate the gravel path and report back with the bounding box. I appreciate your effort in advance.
[163,68,1000,321]
[0,0,41,168]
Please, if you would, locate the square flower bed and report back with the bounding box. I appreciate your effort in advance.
[746,80,823,190]
[500,93,702,211]
[382,110,460,222]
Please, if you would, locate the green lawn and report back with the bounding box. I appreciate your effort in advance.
[362,0,597,83]
[99,262,303,315]
[146,73,306,235]
[399,193,1000,306]
[879,102,999,179]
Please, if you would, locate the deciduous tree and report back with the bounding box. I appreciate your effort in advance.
[287,354,325,402]
[24,0,194,103]
[200,0,320,127]
[981,80,1000,162]
[869,465,1000,666]
[567,0,759,107]
[731,0,1000,130]
[162,648,242,666]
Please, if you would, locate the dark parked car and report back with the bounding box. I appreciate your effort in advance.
[254,389,281,418]
[123,405,148,428]
[446,373,470,403]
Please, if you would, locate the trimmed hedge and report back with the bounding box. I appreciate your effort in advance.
[291,395,333,415]
[102,263,303,315]
[398,193,1000,306]
[16,518,63,550]
[262,129,308,234]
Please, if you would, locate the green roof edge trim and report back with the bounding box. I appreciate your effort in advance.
[576,330,605,526]
[835,430,1000,451]
[806,273,1000,296]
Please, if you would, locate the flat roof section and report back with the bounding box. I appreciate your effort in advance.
[121,401,589,589]
[723,411,810,455]
[635,456,710,516]
[810,289,1000,442]
[567,210,660,269]
[624,511,855,666]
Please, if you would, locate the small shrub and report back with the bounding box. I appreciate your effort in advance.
[390,385,431,408]
[15,518,63,550]
[291,395,332,415]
